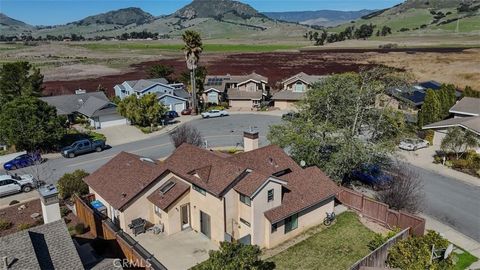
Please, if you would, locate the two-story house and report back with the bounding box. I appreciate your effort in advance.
[114,79,190,113]
[272,72,329,110]
[203,73,269,108]
[83,131,339,249]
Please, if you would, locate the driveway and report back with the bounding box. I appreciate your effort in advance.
[133,229,218,270]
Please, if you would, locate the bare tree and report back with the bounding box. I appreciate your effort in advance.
[169,124,204,148]
[25,153,54,187]
[376,163,424,213]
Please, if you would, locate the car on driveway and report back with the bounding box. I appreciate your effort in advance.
[201,110,229,118]
[0,174,38,197]
[3,152,43,171]
[181,108,192,115]
[399,138,429,151]
[61,139,106,158]
[351,164,393,189]
[164,111,179,118]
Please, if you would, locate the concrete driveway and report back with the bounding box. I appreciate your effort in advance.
[133,229,218,270]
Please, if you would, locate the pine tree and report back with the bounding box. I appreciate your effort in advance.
[419,89,441,126]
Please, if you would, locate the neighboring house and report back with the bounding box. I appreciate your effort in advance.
[204,73,269,108]
[84,131,339,249]
[40,91,127,129]
[272,72,329,110]
[114,78,189,113]
[423,97,480,153]
[0,220,84,269]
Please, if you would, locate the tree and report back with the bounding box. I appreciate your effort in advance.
[57,170,90,199]
[417,89,441,127]
[182,30,203,114]
[376,163,424,213]
[0,97,64,151]
[191,241,275,270]
[441,127,480,160]
[179,66,207,109]
[463,85,480,98]
[387,231,453,270]
[0,61,44,105]
[169,124,204,148]
[117,94,167,128]
[148,64,174,82]
[268,68,410,182]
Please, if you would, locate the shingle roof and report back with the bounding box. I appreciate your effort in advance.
[174,88,191,99]
[282,72,328,86]
[204,73,268,91]
[0,220,84,270]
[227,89,263,100]
[423,116,480,135]
[271,90,306,101]
[233,171,273,197]
[77,96,110,117]
[84,152,167,210]
[449,97,480,116]
[124,78,169,92]
[40,91,109,115]
[147,177,190,211]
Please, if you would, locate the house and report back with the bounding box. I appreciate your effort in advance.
[114,78,189,113]
[423,97,480,153]
[272,72,329,110]
[204,73,269,108]
[0,220,84,269]
[40,91,127,129]
[84,131,339,249]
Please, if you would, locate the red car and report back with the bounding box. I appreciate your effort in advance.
[181,108,192,115]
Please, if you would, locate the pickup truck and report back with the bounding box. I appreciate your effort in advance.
[0,174,38,197]
[61,139,106,158]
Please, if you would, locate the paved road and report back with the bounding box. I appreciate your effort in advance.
[1,114,479,243]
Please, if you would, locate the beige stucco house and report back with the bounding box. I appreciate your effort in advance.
[203,73,269,109]
[423,97,480,153]
[272,72,328,110]
[84,131,338,249]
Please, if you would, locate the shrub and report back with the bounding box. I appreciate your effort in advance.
[206,105,225,111]
[57,170,90,199]
[451,159,469,170]
[388,231,453,269]
[17,223,34,231]
[0,219,13,231]
[75,223,85,234]
[9,200,20,205]
[60,206,71,217]
[368,228,401,250]
[425,130,434,145]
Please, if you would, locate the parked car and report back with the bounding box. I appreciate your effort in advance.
[164,111,179,118]
[61,139,106,158]
[181,108,192,115]
[351,164,393,189]
[201,110,229,118]
[399,138,429,151]
[0,174,38,197]
[3,152,43,171]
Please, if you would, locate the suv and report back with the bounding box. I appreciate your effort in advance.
[0,174,38,197]
[61,139,106,158]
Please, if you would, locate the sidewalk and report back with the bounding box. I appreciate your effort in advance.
[399,147,479,187]
[420,214,480,268]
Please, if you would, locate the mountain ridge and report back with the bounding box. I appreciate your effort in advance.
[263,9,376,27]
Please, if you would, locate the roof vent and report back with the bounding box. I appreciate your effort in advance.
[140,157,155,163]
[75,89,87,95]
[121,193,127,198]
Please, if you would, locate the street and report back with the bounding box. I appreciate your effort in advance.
[1,114,479,242]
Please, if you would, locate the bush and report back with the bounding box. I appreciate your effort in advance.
[0,219,13,231]
[367,228,401,251]
[57,170,90,199]
[387,231,453,270]
[206,105,225,111]
[17,223,34,231]
[451,159,470,170]
[60,206,71,217]
[9,200,20,205]
[425,130,434,145]
[74,223,85,234]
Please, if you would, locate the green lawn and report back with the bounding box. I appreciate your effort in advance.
[453,248,478,270]
[75,43,303,53]
[268,212,377,270]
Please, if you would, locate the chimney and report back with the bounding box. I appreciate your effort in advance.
[243,129,259,152]
[38,185,61,224]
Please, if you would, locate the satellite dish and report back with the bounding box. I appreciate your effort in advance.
[300,160,306,167]
[444,244,454,259]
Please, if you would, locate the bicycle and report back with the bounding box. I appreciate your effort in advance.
[323,212,336,226]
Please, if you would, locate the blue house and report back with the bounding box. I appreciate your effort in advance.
[114,79,190,113]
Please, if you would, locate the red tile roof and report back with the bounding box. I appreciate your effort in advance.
[147,177,190,211]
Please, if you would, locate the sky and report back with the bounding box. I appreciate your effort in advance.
[0,0,404,26]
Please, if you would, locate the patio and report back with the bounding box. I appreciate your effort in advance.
[132,228,218,270]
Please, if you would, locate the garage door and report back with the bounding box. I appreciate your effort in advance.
[100,118,127,128]
[173,103,185,113]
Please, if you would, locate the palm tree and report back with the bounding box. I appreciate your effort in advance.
[182,30,203,115]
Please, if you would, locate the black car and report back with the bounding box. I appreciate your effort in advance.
[164,111,179,118]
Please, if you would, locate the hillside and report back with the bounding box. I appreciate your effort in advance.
[71,7,155,26]
[0,13,35,35]
[174,0,261,19]
[263,10,375,27]
[330,0,480,35]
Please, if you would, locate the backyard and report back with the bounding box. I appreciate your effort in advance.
[267,212,377,270]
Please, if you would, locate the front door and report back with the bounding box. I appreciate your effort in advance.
[180,204,190,230]
[200,211,211,238]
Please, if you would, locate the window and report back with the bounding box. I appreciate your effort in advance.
[267,189,274,202]
[284,214,298,233]
[239,194,251,206]
[294,82,305,92]
[159,180,176,194]
[240,218,250,227]
[154,205,162,217]
[271,223,277,233]
[193,184,206,196]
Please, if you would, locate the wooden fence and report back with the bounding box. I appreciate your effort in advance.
[337,188,425,236]
[73,194,104,238]
[350,228,409,270]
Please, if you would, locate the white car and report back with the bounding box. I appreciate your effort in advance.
[399,138,429,151]
[0,174,37,197]
[201,110,229,118]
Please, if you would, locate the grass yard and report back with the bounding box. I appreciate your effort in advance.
[268,212,377,270]
[453,248,478,270]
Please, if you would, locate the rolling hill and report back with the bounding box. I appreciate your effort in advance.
[0,13,35,36]
[263,10,376,27]
[71,7,155,26]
